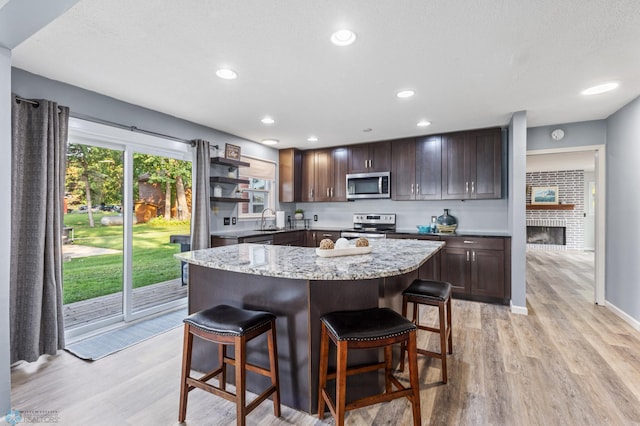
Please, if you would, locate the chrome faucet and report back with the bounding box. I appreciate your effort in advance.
[260,208,276,231]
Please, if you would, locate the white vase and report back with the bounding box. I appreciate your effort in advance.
[294,213,303,220]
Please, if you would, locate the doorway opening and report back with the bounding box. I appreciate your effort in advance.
[526,145,605,305]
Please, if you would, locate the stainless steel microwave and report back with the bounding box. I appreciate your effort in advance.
[346,172,391,200]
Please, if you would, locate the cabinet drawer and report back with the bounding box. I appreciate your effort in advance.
[440,236,504,251]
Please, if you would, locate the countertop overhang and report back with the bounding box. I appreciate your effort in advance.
[176,239,444,281]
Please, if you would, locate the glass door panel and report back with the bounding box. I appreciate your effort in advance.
[131,153,191,315]
[63,144,124,329]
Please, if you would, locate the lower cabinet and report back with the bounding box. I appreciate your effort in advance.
[273,230,304,246]
[306,230,342,247]
[439,236,510,302]
[388,234,510,303]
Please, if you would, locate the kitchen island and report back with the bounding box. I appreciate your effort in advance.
[176,239,444,413]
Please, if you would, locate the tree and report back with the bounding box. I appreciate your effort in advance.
[66,144,123,227]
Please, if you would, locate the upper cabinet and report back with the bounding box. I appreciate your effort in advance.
[348,141,391,173]
[392,136,442,200]
[279,126,502,203]
[441,128,502,200]
[278,148,302,203]
[301,147,348,202]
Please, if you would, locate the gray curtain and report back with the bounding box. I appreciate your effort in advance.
[190,139,211,250]
[10,95,69,363]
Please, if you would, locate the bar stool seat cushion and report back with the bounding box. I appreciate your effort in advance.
[183,304,276,336]
[321,307,416,342]
[402,280,452,301]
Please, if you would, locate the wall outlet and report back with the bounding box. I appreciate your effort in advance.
[314,214,318,221]
[223,217,230,225]
[232,217,237,225]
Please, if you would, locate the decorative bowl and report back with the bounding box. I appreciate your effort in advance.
[436,223,458,233]
[416,225,431,234]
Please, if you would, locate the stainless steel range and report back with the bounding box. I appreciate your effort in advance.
[340,213,396,239]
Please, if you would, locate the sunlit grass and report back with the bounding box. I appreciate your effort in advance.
[62,213,190,304]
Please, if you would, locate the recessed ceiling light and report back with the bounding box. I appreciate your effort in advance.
[396,90,415,98]
[307,136,318,142]
[261,139,279,145]
[363,128,373,132]
[417,120,431,127]
[330,29,357,46]
[215,68,238,80]
[261,117,275,125]
[581,82,619,95]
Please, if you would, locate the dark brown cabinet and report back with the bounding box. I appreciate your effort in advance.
[278,148,302,202]
[273,230,305,246]
[392,136,441,200]
[301,148,348,202]
[439,236,509,301]
[348,141,391,173]
[306,230,341,247]
[441,128,502,200]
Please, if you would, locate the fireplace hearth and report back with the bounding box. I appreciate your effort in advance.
[527,226,566,245]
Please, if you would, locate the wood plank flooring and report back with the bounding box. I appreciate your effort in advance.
[63,278,187,328]
[11,250,640,425]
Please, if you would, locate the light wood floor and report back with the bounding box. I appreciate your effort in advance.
[11,251,640,425]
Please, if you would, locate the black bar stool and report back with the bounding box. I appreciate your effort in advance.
[400,279,453,383]
[178,304,281,426]
[317,307,421,426]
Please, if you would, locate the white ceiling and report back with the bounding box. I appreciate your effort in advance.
[10,0,640,150]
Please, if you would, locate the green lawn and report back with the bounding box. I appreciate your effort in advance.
[63,212,190,304]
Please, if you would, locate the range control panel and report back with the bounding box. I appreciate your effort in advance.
[352,213,396,226]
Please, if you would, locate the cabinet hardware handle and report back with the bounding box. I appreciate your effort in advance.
[322,233,332,237]
[466,250,470,261]
[326,188,330,197]
[472,181,475,194]
[365,160,368,168]
[416,183,419,193]
[330,187,334,197]
[472,251,476,262]
[463,240,476,244]
[411,184,414,195]
[465,181,469,193]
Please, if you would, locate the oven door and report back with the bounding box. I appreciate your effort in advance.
[340,231,387,240]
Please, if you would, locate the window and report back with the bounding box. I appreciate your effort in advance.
[238,156,276,218]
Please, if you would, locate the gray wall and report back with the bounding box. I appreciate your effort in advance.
[527,120,606,150]
[606,96,640,322]
[11,68,279,233]
[1,46,12,417]
[509,111,528,311]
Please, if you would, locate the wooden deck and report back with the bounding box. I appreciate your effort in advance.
[63,278,187,329]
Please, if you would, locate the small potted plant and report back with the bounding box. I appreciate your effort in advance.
[294,209,304,220]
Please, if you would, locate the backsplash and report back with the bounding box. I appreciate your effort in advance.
[526,170,585,250]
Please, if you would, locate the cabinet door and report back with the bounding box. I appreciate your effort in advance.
[470,249,505,298]
[348,144,370,174]
[331,147,348,201]
[469,128,502,199]
[391,138,416,200]
[314,149,332,201]
[278,148,301,202]
[441,132,469,199]
[440,247,470,295]
[415,135,442,200]
[418,252,440,280]
[369,140,391,172]
[301,150,316,202]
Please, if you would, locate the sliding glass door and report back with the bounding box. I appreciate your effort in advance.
[64,118,192,336]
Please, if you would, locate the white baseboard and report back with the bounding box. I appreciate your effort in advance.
[606,301,640,331]
[510,301,528,315]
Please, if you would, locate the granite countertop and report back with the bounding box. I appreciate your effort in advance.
[176,239,444,281]
[210,227,344,239]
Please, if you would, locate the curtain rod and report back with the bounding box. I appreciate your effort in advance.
[14,96,216,148]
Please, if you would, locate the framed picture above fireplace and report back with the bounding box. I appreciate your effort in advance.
[531,186,559,205]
